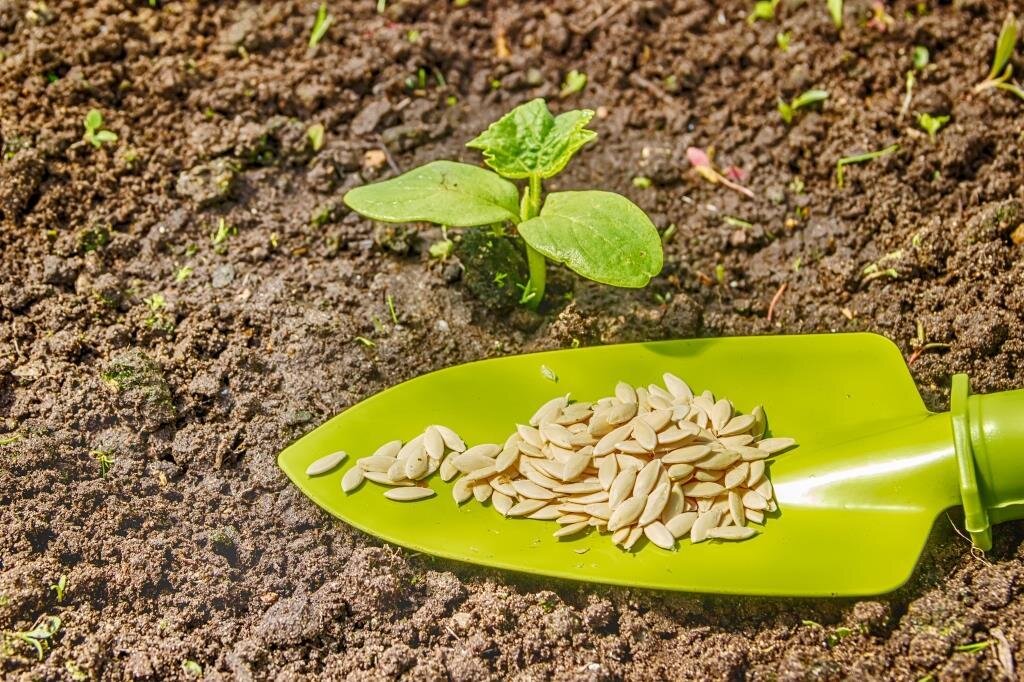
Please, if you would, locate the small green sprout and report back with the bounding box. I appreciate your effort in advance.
[776,31,791,51]
[917,113,949,139]
[343,99,663,309]
[559,69,587,98]
[974,13,1024,100]
[307,123,325,152]
[747,0,780,24]
[723,216,752,229]
[661,223,677,243]
[210,218,236,247]
[354,336,376,348]
[912,45,930,70]
[632,176,652,189]
[0,432,22,446]
[406,29,421,43]
[146,293,166,312]
[955,640,993,654]
[386,294,398,324]
[83,109,117,148]
[49,575,67,603]
[308,2,332,49]
[778,89,828,124]
[376,0,386,13]
[429,226,453,260]
[65,661,89,681]
[182,659,203,678]
[827,0,843,28]
[899,70,916,121]
[174,265,193,282]
[2,615,62,660]
[90,449,115,476]
[835,144,899,187]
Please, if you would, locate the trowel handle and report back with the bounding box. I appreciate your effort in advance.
[951,374,1024,550]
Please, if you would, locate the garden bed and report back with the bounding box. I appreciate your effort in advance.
[2,0,1023,678]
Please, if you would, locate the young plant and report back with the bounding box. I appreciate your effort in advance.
[974,13,1023,100]
[2,615,61,660]
[559,69,587,98]
[748,0,780,24]
[827,0,843,28]
[917,113,949,139]
[308,2,332,49]
[686,147,754,198]
[835,144,899,187]
[778,89,828,124]
[343,99,663,308]
[83,110,117,148]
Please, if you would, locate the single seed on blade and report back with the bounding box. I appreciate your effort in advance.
[696,451,741,471]
[553,481,603,495]
[667,463,695,481]
[386,461,407,482]
[490,476,517,497]
[465,465,497,482]
[569,491,610,504]
[746,508,765,524]
[747,460,766,487]
[623,525,645,550]
[516,424,544,449]
[341,466,365,493]
[616,440,650,455]
[384,487,436,501]
[757,437,797,454]
[594,423,634,456]
[616,454,647,471]
[365,470,413,486]
[561,451,592,481]
[709,399,733,432]
[607,495,647,531]
[426,458,440,477]
[742,489,769,510]
[506,499,547,517]
[751,405,767,438]
[404,448,430,480]
[473,482,492,502]
[609,468,639,508]
[636,386,651,413]
[683,481,725,498]
[612,526,630,546]
[663,373,694,401]
[358,455,395,473]
[648,383,675,402]
[707,526,757,541]
[451,453,496,473]
[633,460,662,499]
[718,434,755,448]
[665,511,698,538]
[728,490,746,526]
[615,381,638,404]
[512,479,558,500]
[644,521,675,549]
[598,455,618,491]
[540,423,574,449]
[718,414,755,437]
[724,462,750,489]
[606,400,638,425]
[633,419,658,451]
[452,477,473,504]
[694,469,722,482]
[584,503,611,520]
[662,444,712,464]
[690,509,723,543]
[494,444,519,473]
[558,513,589,525]
[492,491,514,516]
[657,424,699,445]
[736,445,771,461]
[639,408,673,432]
[518,440,543,457]
[434,425,466,452]
[661,485,685,522]
[638,481,671,526]
[306,451,347,476]
[554,521,590,538]
[530,395,568,426]
[424,426,445,459]
[754,477,774,500]
[372,440,403,459]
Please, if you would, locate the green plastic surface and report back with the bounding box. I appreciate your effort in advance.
[278,333,1024,596]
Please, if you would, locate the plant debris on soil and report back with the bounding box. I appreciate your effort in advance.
[1,1,1023,679]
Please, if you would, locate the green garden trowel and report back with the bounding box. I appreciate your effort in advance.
[277,333,1024,596]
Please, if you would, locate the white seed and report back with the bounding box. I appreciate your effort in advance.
[561,451,592,481]
[690,509,723,543]
[341,466,365,493]
[638,481,671,526]
[696,451,741,471]
[598,455,618,490]
[439,456,459,482]
[366,470,412,486]
[540,423,574,449]
[707,526,757,541]
[728,490,746,526]
[553,481,603,495]
[465,466,498,482]
[718,414,755,437]
[742,489,769,510]
[639,408,673,432]
[623,525,645,550]
[473,482,492,502]
[665,511,698,538]
[507,498,548,517]
[357,455,394,473]
[632,419,658,451]
[661,485,685,522]
[663,373,693,401]
[434,425,466,452]
[554,521,590,538]
[718,434,755,448]
[694,469,722,482]
[423,426,445,459]
[397,435,424,461]
[683,481,725,498]
[463,443,501,459]
[569,491,609,504]
[494,443,519,473]
[709,399,732,432]
[736,445,771,461]
[616,440,650,455]
[530,395,568,426]
[607,495,646,531]
[372,440,403,459]
[667,463,695,481]
[516,425,544,449]
[758,437,796,454]
[490,477,517,497]
[558,513,588,525]
[492,491,514,516]
[451,452,496,473]
[615,381,637,404]
[384,487,435,501]
[746,508,765,524]
[643,521,676,550]
[594,423,634,456]
[404,447,429,480]
[612,527,631,546]
[609,468,639,508]
[723,462,750,489]
[616,454,647,470]
[633,460,662,499]
[755,477,774,501]
[452,478,473,504]
[512,479,558,500]
[584,503,611,520]
[606,400,638,425]
[305,451,347,476]
[662,444,712,464]
[747,460,766,487]
[751,405,767,438]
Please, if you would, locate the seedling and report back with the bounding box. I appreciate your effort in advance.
[89,449,115,476]
[559,69,587,98]
[975,13,1023,100]
[307,123,325,152]
[908,320,950,364]
[308,2,331,48]
[429,227,453,260]
[778,89,828,124]
[917,113,949,139]
[747,0,780,24]
[210,218,236,248]
[898,71,916,121]
[835,144,899,187]
[632,176,652,189]
[827,0,843,28]
[866,2,894,32]
[386,294,398,324]
[343,99,663,308]
[1,615,61,660]
[49,575,67,603]
[955,640,993,654]
[912,45,930,70]
[776,31,791,51]
[182,660,203,678]
[174,265,193,282]
[354,336,376,348]
[83,109,117,148]
[686,146,754,198]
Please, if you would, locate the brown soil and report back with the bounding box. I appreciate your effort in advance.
[2,0,1024,679]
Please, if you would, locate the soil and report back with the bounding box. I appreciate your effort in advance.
[2,0,1024,679]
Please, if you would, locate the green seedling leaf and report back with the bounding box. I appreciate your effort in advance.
[776,31,791,51]
[955,640,993,654]
[307,123,325,152]
[466,98,597,180]
[84,109,102,132]
[747,0,780,24]
[343,160,520,226]
[560,69,587,98]
[83,109,117,147]
[309,2,332,49]
[994,80,1024,100]
[835,144,899,187]
[917,113,949,139]
[988,13,1018,81]
[779,89,828,124]
[912,45,930,70]
[517,191,662,288]
[827,0,843,28]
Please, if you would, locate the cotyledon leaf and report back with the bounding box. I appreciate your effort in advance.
[517,191,663,287]
[343,160,520,227]
[466,98,597,180]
